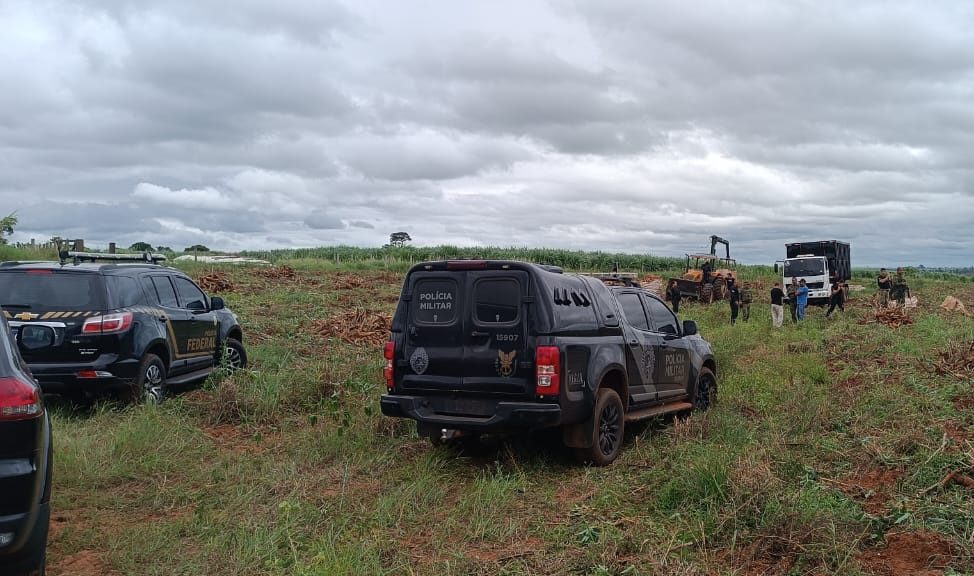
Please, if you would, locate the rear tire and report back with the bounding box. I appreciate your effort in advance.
[128,353,166,405]
[692,367,717,411]
[576,388,624,466]
[223,338,248,373]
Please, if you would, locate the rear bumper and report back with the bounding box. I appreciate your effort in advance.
[381,394,562,432]
[0,502,49,561]
[27,355,140,395]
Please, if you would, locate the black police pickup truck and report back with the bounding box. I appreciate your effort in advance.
[0,252,247,403]
[380,260,717,465]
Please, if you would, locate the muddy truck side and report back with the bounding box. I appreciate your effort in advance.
[379,260,717,466]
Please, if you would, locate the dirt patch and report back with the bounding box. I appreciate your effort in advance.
[953,392,974,411]
[311,309,391,347]
[51,550,120,576]
[837,467,904,515]
[858,530,957,575]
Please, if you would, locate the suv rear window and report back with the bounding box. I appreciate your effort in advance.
[0,271,107,311]
[475,278,520,323]
[414,279,457,325]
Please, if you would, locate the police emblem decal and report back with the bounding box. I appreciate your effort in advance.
[495,349,517,377]
[410,347,429,375]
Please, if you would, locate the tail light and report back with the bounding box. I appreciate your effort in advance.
[535,346,561,397]
[384,341,395,391]
[0,376,42,421]
[82,312,133,335]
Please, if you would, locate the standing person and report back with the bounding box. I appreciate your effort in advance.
[796,279,809,321]
[701,260,713,286]
[727,278,741,325]
[892,267,911,305]
[770,282,784,328]
[877,268,892,307]
[666,279,683,314]
[740,281,753,322]
[825,281,845,318]
[786,277,799,323]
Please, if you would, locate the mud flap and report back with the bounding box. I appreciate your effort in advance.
[562,384,597,449]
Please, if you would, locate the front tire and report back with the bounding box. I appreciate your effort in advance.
[129,353,166,404]
[693,367,717,411]
[576,388,625,466]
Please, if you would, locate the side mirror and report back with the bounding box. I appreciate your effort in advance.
[774,263,779,274]
[209,296,225,311]
[18,324,56,351]
[682,320,698,336]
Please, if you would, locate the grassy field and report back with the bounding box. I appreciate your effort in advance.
[39,259,974,575]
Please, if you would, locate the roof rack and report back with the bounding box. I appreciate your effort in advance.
[60,251,168,265]
[583,272,641,287]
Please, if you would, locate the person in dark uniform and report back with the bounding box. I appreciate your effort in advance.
[786,277,798,323]
[666,279,682,314]
[825,282,845,318]
[877,268,892,307]
[727,278,741,325]
[892,267,911,305]
[701,260,713,286]
[740,281,753,322]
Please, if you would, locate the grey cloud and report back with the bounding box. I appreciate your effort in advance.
[303,210,344,230]
[349,220,374,229]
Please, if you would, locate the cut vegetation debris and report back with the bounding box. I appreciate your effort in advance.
[312,309,391,346]
[254,265,296,279]
[934,341,974,379]
[197,271,234,293]
[861,307,914,328]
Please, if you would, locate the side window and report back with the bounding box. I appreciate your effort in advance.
[150,276,179,308]
[616,292,650,331]
[474,278,520,323]
[174,276,208,310]
[645,297,678,334]
[107,276,146,308]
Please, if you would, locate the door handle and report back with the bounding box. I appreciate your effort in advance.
[628,338,638,346]
[471,330,490,338]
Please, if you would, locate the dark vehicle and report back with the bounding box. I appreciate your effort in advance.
[0,317,53,575]
[0,252,247,403]
[380,261,717,466]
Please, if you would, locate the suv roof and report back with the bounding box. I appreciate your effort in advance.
[0,261,170,274]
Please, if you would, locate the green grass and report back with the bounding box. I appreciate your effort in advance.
[39,262,974,575]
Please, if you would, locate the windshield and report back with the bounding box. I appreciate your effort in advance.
[784,259,824,277]
[0,271,107,311]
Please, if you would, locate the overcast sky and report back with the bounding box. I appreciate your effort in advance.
[2,0,973,266]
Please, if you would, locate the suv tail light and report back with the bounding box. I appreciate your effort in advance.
[0,377,42,421]
[82,312,133,335]
[384,341,395,391]
[535,346,561,397]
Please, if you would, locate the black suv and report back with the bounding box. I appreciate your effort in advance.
[0,316,53,575]
[380,260,717,465]
[0,253,247,403]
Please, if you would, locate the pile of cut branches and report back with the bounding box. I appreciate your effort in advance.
[860,307,913,328]
[332,273,370,290]
[255,265,296,280]
[312,309,391,347]
[198,272,234,293]
[935,341,974,380]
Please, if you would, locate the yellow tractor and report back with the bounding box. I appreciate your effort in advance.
[669,236,738,303]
